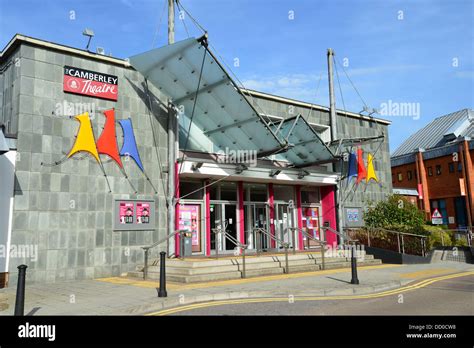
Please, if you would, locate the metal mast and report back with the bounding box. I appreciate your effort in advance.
[167,0,176,255]
[327,48,343,238]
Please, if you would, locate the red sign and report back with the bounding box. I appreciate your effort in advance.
[63,66,118,101]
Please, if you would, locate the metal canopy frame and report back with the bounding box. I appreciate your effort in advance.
[129,35,288,158]
[129,36,340,167]
[272,115,338,167]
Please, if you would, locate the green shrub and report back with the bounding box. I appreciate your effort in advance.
[364,195,425,228]
[423,225,452,249]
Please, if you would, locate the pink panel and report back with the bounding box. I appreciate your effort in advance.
[295,185,304,250]
[238,181,244,255]
[175,162,180,257]
[268,183,276,248]
[320,185,338,247]
[205,180,211,256]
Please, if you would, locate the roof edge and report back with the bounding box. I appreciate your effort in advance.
[1,34,131,68]
[242,88,392,125]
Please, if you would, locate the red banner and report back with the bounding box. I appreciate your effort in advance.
[63,66,118,101]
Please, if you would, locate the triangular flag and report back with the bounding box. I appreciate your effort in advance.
[119,118,145,172]
[356,147,366,184]
[366,153,378,183]
[67,112,101,163]
[347,151,357,180]
[96,109,123,168]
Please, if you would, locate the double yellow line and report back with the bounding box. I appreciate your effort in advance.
[148,270,474,316]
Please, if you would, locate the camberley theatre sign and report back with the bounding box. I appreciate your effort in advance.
[63,66,118,101]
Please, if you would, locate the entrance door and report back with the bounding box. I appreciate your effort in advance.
[302,206,321,248]
[210,203,238,253]
[244,203,268,250]
[274,203,295,248]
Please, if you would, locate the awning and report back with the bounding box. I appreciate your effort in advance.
[129,36,338,167]
[272,115,337,167]
[129,36,287,157]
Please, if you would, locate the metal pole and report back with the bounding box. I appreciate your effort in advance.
[166,0,176,257]
[143,248,149,280]
[397,233,401,253]
[401,234,405,254]
[14,265,27,316]
[441,230,444,246]
[350,244,359,285]
[242,247,246,278]
[367,228,371,247]
[327,48,343,244]
[284,245,289,274]
[157,252,167,297]
[321,242,326,270]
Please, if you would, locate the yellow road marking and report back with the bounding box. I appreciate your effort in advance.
[96,264,402,291]
[149,271,474,316]
[399,268,455,278]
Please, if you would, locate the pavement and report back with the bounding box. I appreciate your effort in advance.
[0,261,472,316]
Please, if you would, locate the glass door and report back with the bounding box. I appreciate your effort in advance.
[274,203,295,248]
[210,202,238,253]
[302,206,321,248]
[244,203,269,250]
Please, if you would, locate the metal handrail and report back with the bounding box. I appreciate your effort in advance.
[141,229,188,280]
[289,227,326,270]
[212,227,248,278]
[323,225,358,244]
[253,227,291,274]
[344,227,428,256]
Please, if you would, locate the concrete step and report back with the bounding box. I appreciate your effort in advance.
[126,251,382,283]
[243,267,285,278]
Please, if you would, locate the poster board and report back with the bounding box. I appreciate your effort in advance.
[113,199,156,231]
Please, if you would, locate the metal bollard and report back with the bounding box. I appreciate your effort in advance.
[143,248,149,280]
[350,244,359,285]
[157,252,167,297]
[14,265,28,316]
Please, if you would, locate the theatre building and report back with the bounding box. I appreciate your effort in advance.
[0,34,391,286]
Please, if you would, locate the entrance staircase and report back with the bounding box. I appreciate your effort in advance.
[126,250,382,283]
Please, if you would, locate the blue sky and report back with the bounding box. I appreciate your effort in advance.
[1,0,473,152]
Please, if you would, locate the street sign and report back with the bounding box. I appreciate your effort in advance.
[431,208,443,225]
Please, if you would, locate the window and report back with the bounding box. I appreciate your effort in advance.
[458,162,463,172]
[436,165,442,176]
[427,167,433,176]
[407,171,413,181]
[397,172,403,182]
[180,181,204,200]
[448,162,455,173]
[301,187,321,204]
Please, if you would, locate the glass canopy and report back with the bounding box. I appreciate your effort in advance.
[129,37,287,157]
[272,115,337,167]
[129,37,337,167]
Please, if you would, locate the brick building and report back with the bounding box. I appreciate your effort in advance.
[391,109,474,229]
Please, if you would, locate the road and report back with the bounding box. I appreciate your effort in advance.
[160,274,474,315]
